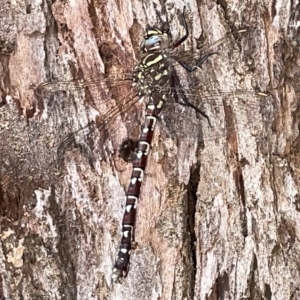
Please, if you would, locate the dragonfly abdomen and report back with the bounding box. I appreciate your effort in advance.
[112,49,171,282]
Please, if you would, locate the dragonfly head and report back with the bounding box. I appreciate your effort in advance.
[140,26,170,52]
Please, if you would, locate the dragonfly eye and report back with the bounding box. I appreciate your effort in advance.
[140,35,162,51]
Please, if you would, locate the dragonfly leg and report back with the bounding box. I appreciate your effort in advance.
[176,97,213,128]
[178,52,218,72]
[170,71,213,128]
[172,7,189,48]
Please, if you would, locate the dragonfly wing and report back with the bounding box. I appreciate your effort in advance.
[168,28,250,68]
[55,89,141,166]
[53,84,271,167]
[159,86,272,143]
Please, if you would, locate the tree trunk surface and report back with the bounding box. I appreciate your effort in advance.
[0,0,299,299]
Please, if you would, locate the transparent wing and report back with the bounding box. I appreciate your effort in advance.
[33,27,250,96]
[1,76,271,188]
[51,83,271,162]
[168,28,250,65]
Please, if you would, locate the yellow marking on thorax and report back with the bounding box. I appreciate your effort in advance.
[144,54,163,67]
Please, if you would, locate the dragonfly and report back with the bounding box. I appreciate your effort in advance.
[31,7,270,283]
[34,42,269,165]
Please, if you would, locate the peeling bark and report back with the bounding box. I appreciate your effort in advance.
[0,0,300,299]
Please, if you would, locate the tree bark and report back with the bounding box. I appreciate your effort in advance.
[0,0,299,299]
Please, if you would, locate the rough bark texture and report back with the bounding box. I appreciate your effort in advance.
[0,0,299,299]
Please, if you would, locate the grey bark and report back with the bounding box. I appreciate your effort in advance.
[0,0,299,299]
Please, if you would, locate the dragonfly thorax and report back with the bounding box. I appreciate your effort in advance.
[133,27,172,96]
[132,52,171,97]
